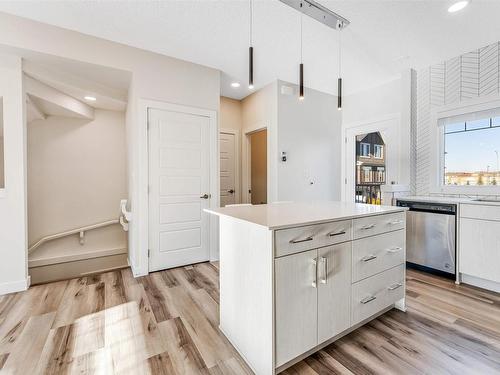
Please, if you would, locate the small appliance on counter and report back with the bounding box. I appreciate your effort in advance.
[397,198,456,278]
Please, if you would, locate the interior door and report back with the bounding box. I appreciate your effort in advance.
[275,249,318,367]
[220,132,236,207]
[148,108,211,271]
[317,243,352,343]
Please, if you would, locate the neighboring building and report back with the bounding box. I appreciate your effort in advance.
[445,171,500,186]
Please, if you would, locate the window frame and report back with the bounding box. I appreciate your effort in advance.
[373,144,384,159]
[359,142,370,158]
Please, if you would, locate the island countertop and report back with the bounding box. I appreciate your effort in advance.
[205,201,407,230]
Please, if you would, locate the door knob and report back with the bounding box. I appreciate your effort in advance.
[228,189,235,194]
[200,194,210,199]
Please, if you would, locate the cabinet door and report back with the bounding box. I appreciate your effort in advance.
[460,218,500,282]
[317,243,352,343]
[275,249,318,367]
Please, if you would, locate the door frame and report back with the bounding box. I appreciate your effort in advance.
[137,99,218,276]
[219,128,241,205]
[341,114,400,203]
[242,125,267,204]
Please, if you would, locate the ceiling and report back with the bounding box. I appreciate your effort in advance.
[0,1,499,100]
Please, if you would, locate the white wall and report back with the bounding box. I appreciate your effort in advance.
[27,110,127,245]
[0,55,28,294]
[341,75,413,201]
[0,12,220,279]
[0,136,4,189]
[277,80,342,201]
[241,82,279,203]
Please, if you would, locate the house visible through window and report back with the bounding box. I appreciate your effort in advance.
[443,115,500,186]
[374,144,383,159]
[360,142,370,157]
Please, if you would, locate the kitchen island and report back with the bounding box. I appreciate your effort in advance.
[206,201,407,374]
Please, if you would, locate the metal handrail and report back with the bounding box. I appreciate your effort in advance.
[28,219,119,255]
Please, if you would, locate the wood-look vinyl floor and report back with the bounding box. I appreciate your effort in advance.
[1,264,500,374]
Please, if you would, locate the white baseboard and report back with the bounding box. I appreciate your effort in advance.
[461,273,500,293]
[0,277,30,295]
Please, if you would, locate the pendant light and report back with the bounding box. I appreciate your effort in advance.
[337,22,343,110]
[299,13,304,100]
[248,0,254,90]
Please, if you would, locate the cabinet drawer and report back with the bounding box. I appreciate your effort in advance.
[461,204,500,222]
[352,230,405,282]
[275,220,352,257]
[351,264,405,326]
[353,212,405,239]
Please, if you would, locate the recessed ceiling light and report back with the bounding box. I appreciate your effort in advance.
[84,96,97,101]
[231,82,240,88]
[448,1,469,13]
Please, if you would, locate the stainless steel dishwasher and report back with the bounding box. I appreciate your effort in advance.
[396,200,456,278]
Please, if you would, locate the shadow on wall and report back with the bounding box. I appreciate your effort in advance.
[0,97,4,189]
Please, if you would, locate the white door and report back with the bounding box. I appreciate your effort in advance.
[148,108,211,271]
[220,132,236,207]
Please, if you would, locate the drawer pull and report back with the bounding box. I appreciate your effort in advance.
[388,220,403,225]
[290,236,314,244]
[361,254,377,262]
[360,224,376,230]
[360,296,377,304]
[327,230,346,237]
[386,247,403,254]
[388,283,403,291]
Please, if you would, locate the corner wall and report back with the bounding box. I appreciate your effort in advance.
[0,55,28,294]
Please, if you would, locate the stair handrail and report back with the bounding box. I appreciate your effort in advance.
[28,219,119,255]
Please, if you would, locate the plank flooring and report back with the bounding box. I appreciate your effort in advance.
[1,264,499,374]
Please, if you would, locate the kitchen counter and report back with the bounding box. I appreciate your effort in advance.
[205,201,406,230]
[206,201,407,374]
[398,195,500,206]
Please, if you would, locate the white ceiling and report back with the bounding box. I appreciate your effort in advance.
[0,1,499,100]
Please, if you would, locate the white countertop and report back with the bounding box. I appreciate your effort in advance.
[205,201,406,230]
[397,195,500,206]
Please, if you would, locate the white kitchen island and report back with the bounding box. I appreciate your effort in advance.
[206,202,407,375]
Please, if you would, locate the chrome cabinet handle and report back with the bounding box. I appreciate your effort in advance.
[200,194,210,199]
[360,224,376,230]
[327,230,346,237]
[312,258,317,288]
[388,283,403,291]
[319,256,327,284]
[386,247,403,253]
[360,296,377,304]
[361,254,377,262]
[290,236,313,244]
[388,220,403,225]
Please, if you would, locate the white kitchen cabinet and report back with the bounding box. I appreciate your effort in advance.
[460,217,500,283]
[317,243,352,343]
[275,249,318,367]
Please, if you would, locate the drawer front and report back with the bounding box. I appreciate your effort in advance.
[275,220,352,257]
[461,204,500,222]
[351,264,405,326]
[352,230,405,282]
[353,212,405,239]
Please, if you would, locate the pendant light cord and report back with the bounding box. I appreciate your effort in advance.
[300,14,303,63]
[249,0,253,46]
[338,23,342,77]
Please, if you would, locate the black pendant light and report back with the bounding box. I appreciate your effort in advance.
[248,0,254,90]
[337,22,343,110]
[299,14,304,100]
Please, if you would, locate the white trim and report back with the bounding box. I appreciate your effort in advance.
[0,189,5,198]
[220,128,241,204]
[242,124,267,204]
[0,277,29,295]
[430,94,500,195]
[461,273,500,293]
[138,99,219,274]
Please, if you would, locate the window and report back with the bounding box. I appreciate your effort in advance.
[443,116,500,186]
[374,144,383,159]
[360,143,370,157]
